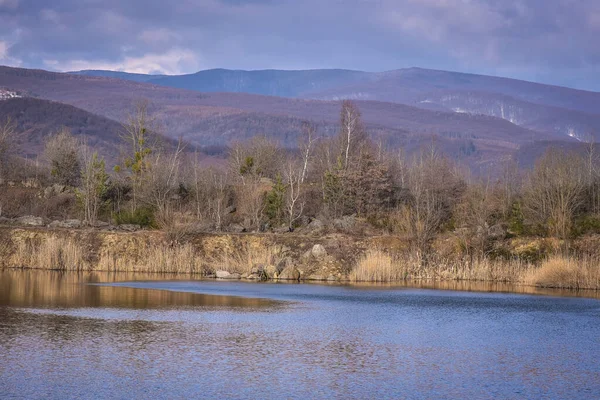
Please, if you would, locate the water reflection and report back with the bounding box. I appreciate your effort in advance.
[1,269,599,399]
[0,270,280,309]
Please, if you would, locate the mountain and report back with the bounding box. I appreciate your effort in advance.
[146,69,370,97]
[0,65,575,172]
[0,96,180,164]
[70,70,165,83]
[73,67,600,141]
[0,96,124,161]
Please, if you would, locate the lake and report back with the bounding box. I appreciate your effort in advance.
[1,270,599,399]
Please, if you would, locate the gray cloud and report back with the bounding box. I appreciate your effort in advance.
[0,0,599,89]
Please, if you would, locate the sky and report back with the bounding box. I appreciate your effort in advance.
[0,0,599,90]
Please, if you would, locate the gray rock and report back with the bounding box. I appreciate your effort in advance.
[306,274,326,281]
[0,216,13,225]
[60,219,82,228]
[119,224,141,232]
[215,270,231,278]
[225,206,237,214]
[278,266,301,281]
[246,273,261,280]
[250,264,263,275]
[264,264,279,279]
[228,223,246,233]
[272,226,291,234]
[311,244,327,259]
[226,273,242,279]
[93,220,110,228]
[277,257,294,271]
[306,219,325,233]
[16,215,44,227]
[302,249,313,261]
[333,216,356,232]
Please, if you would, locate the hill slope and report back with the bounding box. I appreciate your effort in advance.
[0,65,573,170]
[73,67,600,141]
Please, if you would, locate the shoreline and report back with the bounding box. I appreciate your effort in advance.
[1,225,599,291]
[3,267,600,301]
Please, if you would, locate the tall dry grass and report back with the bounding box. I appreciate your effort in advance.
[97,243,201,274]
[349,248,533,283]
[11,236,88,271]
[526,255,600,290]
[349,249,406,282]
[5,232,285,276]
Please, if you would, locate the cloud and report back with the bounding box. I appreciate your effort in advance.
[0,0,599,89]
[44,48,201,74]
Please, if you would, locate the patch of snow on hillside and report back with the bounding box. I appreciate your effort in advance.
[0,89,22,100]
[567,128,583,142]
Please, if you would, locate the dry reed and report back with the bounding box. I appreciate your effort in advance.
[350,248,533,283]
[526,255,600,290]
[10,235,88,271]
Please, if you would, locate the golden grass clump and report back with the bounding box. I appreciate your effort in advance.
[350,248,533,283]
[97,243,201,274]
[11,235,88,271]
[350,249,406,282]
[526,255,600,290]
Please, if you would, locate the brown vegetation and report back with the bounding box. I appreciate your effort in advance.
[1,97,600,291]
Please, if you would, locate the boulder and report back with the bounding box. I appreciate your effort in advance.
[306,274,326,281]
[250,264,264,275]
[215,270,242,279]
[272,226,291,234]
[60,219,83,228]
[264,264,279,279]
[246,273,261,280]
[333,216,356,232]
[93,220,110,228]
[16,215,44,227]
[305,219,325,234]
[227,223,246,233]
[278,266,301,281]
[276,257,294,271]
[311,244,327,259]
[119,224,141,232]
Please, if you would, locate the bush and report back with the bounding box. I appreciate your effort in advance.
[114,207,156,228]
[572,214,600,237]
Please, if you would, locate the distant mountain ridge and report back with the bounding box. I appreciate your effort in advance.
[71,66,600,142]
[0,64,585,173]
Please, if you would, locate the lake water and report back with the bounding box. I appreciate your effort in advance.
[1,270,599,399]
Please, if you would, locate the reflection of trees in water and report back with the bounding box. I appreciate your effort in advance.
[0,270,278,309]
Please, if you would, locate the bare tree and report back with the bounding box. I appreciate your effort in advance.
[228,136,282,229]
[394,147,464,262]
[524,148,586,239]
[0,117,16,182]
[44,128,81,186]
[284,160,305,229]
[338,100,367,170]
[78,143,109,225]
[229,135,282,185]
[139,139,185,227]
[298,122,317,183]
[118,100,159,211]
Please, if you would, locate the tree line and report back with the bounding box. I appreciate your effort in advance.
[1,99,599,258]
